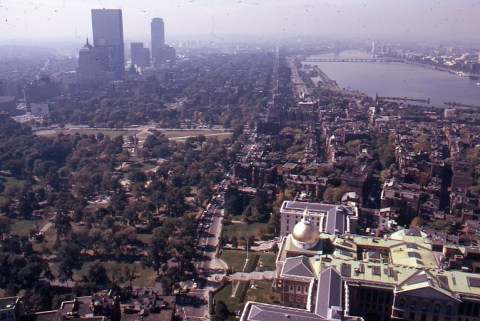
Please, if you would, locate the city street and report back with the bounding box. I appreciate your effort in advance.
[176,186,228,320]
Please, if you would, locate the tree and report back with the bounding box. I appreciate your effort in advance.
[145,225,171,274]
[410,217,423,228]
[212,300,230,321]
[323,186,347,204]
[55,212,72,239]
[83,261,109,287]
[271,243,279,253]
[0,216,11,237]
[242,196,269,222]
[123,265,139,289]
[58,242,83,282]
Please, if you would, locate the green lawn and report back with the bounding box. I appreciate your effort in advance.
[220,250,249,272]
[220,249,277,273]
[257,252,277,271]
[32,225,58,253]
[137,233,152,246]
[213,282,244,320]
[213,280,280,320]
[10,219,44,236]
[10,220,36,236]
[0,176,22,202]
[160,130,219,139]
[246,280,280,305]
[174,132,232,142]
[222,222,268,239]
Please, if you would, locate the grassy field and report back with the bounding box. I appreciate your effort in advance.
[213,282,243,320]
[136,233,153,246]
[0,176,22,202]
[246,280,280,305]
[222,222,268,239]
[213,280,280,319]
[50,260,157,287]
[160,130,218,138]
[220,250,249,272]
[173,132,232,142]
[220,250,276,273]
[256,252,277,271]
[10,219,43,236]
[32,225,58,252]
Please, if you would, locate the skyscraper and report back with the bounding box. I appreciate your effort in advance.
[151,18,165,65]
[130,42,144,67]
[91,9,125,77]
[77,38,101,81]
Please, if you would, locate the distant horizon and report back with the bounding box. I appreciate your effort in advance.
[0,33,478,49]
[1,0,479,47]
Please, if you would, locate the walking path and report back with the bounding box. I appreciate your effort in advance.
[228,270,275,281]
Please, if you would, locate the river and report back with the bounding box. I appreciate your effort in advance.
[306,50,480,108]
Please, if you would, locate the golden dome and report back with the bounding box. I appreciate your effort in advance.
[292,219,319,244]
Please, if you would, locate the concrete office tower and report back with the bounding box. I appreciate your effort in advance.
[142,48,151,67]
[151,17,165,65]
[91,8,125,77]
[130,42,144,67]
[77,39,101,80]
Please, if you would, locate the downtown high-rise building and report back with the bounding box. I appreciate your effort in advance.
[91,8,125,77]
[130,42,144,67]
[151,17,165,65]
[130,42,151,68]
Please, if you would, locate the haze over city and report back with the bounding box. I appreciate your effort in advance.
[2,1,480,321]
[1,0,480,43]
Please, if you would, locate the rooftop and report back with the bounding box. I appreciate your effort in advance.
[0,297,19,310]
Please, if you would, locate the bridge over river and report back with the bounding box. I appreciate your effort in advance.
[305,57,404,63]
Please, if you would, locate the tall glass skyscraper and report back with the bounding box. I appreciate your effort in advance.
[151,18,165,65]
[91,9,125,77]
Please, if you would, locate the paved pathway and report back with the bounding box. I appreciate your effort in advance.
[228,270,275,281]
[39,221,54,233]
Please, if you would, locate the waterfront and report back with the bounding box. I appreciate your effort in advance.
[306,50,480,107]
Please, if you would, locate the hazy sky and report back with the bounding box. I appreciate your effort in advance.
[1,0,479,44]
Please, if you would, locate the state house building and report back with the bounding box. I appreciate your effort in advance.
[241,210,480,321]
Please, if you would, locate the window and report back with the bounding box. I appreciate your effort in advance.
[434,304,440,313]
[422,302,428,312]
[399,299,405,309]
[409,312,415,320]
[446,305,452,316]
[410,300,417,310]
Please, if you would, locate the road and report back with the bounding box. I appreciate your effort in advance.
[288,57,310,99]
[177,183,229,320]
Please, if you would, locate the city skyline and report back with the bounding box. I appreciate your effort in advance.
[1,0,480,44]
